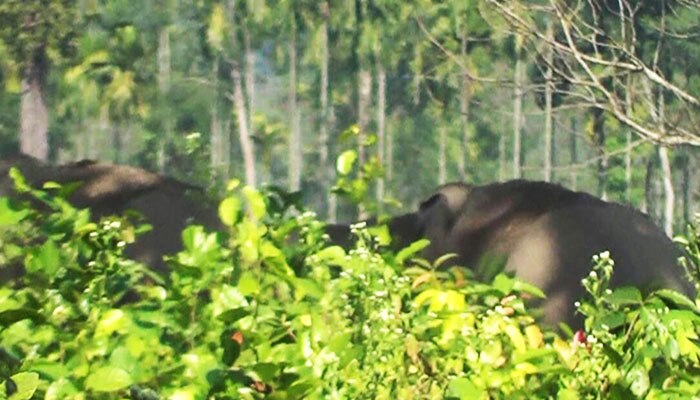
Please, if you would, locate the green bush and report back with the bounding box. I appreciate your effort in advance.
[0,171,699,399]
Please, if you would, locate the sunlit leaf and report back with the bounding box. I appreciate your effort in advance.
[336,150,357,175]
[84,366,132,392]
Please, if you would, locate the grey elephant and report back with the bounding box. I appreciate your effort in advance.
[0,154,220,274]
[326,180,694,327]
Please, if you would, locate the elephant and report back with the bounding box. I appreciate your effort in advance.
[0,154,221,274]
[326,180,693,327]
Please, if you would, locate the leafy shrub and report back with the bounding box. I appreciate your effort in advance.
[0,171,699,399]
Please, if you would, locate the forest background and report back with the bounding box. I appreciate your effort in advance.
[1,0,700,234]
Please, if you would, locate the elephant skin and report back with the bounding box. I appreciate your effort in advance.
[327,180,693,327]
[0,154,220,274]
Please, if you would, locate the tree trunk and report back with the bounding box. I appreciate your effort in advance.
[642,155,654,214]
[593,108,608,200]
[625,131,632,202]
[357,68,372,218]
[288,16,302,192]
[657,90,674,236]
[624,75,634,203]
[210,58,226,177]
[386,110,396,191]
[231,62,256,187]
[458,36,470,180]
[357,69,372,168]
[512,37,523,179]
[376,63,386,205]
[543,22,553,182]
[20,55,49,161]
[157,26,172,172]
[569,116,578,189]
[328,105,338,222]
[319,2,334,220]
[438,125,447,184]
[659,146,674,236]
[498,133,506,181]
[244,27,255,138]
[681,150,690,227]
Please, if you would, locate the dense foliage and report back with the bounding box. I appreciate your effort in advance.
[1,171,699,399]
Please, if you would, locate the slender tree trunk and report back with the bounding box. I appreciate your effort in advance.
[20,54,49,161]
[458,36,470,180]
[226,0,255,186]
[569,116,578,190]
[210,58,225,177]
[157,26,172,172]
[386,110,396,190]
[498,133,506,181]
[626,145,639,203]
[658,93,674,236]
[244,27,255,137]
[512,37,523,179]
[376,63,386,205]
[642,155,654,214]
[593,108,608,200]
[97,106,109,160]
[288,16,302,192]
[624,75,634,203]
[681,150,690,227]
[438,125,447,184]
[328,105,338,222]
[319,2,334,220]
[357,69,372,168]
[231,62,256,187]
[543,22,554,182]
[357,68,372,218]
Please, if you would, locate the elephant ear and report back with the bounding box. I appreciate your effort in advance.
[456,189,520,233]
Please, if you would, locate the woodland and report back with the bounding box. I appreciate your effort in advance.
[1,0,700,232]
[2,1,700,399]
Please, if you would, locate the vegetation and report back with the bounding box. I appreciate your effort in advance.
[0,170,699,399]
[0,1,699,230]
[1,2,700,398]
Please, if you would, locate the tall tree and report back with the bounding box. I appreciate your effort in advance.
[0,1,78,160]
[220,0,256,186]
[512,34,524,179]
[156,13,173,172]
[288,6,301,192]
[543,20,554,182]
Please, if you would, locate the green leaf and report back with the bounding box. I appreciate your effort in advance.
[218,196,241,227]
[446,377,485,400]
[293,278,324,300]
[94,309,128,338]
[0,198,28,225]
[336,150,357,175]
[606,287,642,306]
[493,274,514,294]
[238,271,260,296]
[45,378,79,400]
[84,366,132,392]
[512,279,546,298]
[6,372,39,400]
[593,311,626,330]
[396,239,430,264]
[654,289,700,313]
[8,168,30,193]
[25,240,61,277]
[314,245,347,266]
[216,307,249,324]
[625,366,650,397]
